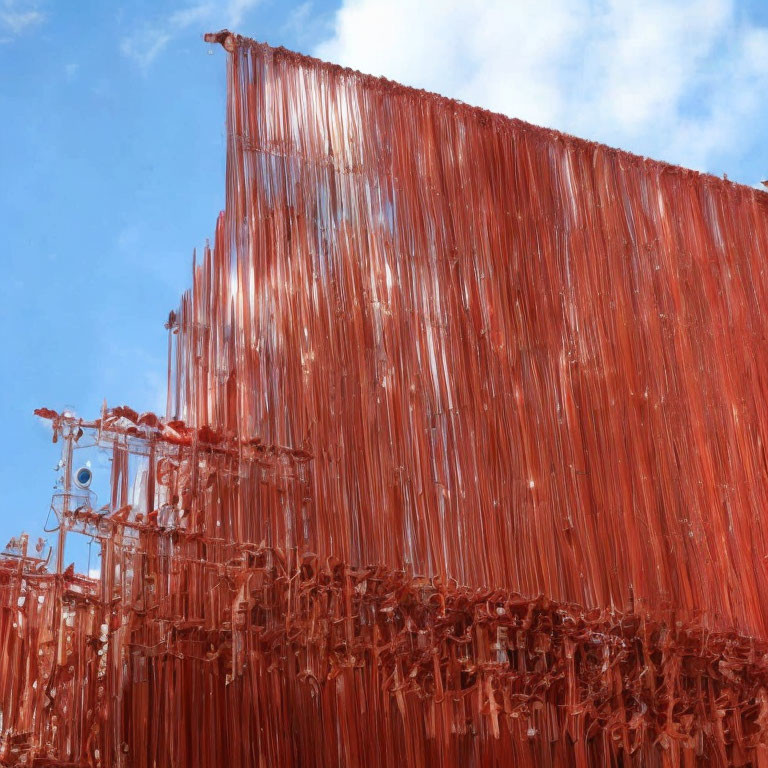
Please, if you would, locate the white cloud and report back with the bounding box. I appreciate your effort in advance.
[121,0,262,70]
[315,0,768,180]
[1,0,45,37]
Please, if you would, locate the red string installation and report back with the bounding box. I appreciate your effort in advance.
[2,30,768,767]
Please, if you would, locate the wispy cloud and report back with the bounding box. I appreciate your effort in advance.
[227,0,261,28]
[1,0,45,39]
[288,1,312,29]
[120,28,173,70]
[170,3,213,29]
[283,1,334,46]
[315,0,768,182]
[120,3,211,70]
[120,0,262,69]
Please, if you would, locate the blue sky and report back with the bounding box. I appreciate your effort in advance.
[1,0,767,568]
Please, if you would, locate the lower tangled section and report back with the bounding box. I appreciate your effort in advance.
[2,526,768,767]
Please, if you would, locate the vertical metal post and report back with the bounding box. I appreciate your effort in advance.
[55,423,74,575]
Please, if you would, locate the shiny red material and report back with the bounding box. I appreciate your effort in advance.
[3,30,768,767]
